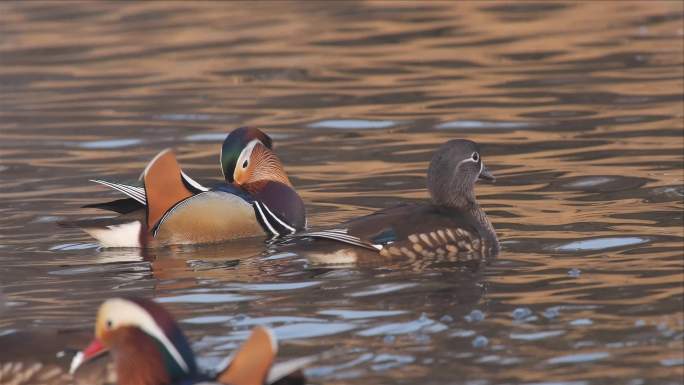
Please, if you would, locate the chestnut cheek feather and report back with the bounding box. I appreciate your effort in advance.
[248,145,291,187]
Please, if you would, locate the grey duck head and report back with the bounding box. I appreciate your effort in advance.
[427,139,494,208]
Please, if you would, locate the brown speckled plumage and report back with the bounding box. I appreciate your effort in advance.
[0,362,72,385]
[379,226,483,261]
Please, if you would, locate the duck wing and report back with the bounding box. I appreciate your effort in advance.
[89,170,207,207]
[299,203,488,261]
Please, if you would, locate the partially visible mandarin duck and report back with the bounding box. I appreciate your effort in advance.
[297,139,499,266]
[69,297,308,385]
[0,328,102,385]
[71,127,305,247]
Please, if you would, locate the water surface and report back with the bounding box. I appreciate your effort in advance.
[1,2,683,384]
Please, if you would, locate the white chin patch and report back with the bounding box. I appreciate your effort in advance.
[69,351,84,374]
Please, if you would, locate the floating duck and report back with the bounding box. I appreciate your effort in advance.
[70,297,308,385]
[71,127,306,248]
[298,139,499,266]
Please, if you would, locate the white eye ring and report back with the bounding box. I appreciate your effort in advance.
[471,152,479,162]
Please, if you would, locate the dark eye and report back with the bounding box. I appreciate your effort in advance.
[242,160,248,168]
[472,152,479,162]
[106,319,113,329]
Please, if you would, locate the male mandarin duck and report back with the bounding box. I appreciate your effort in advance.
[298,139,499,266]
[72,127,306,248]
[69,297,308,385]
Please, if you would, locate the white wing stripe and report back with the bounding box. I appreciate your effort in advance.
[118,185,145,202]
[180,171,208,192]
[90,179,147,205]
[91,180,143,199]
[260,202,296,234]
[116,186,145,203]
[302,231,381,250]
[254,202,279,236]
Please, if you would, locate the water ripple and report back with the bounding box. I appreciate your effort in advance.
[308,119,399,129]
[318,309,407,320]
[1,2,682,384]
[156,293,257,303]
[547,352,610,365]
[349,283,417,297]
[272,322,356,340]
[357,315,447,336]
[510,330,566,341]
[554,237,648,252]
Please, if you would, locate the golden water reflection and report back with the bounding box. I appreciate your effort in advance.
[0,1,682,384]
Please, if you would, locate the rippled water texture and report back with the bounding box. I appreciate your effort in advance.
[1,2,683,384]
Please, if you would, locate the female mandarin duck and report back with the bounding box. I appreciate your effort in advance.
[299,139,499,266]
[69,297,307,385]
[75,127,305,248]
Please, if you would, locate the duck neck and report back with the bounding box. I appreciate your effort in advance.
[467,200,497,242]
[448,193,477,210]
[438,193,497,243]
[431,186,476,212]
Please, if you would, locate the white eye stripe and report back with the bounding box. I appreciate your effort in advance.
[233,139,261,181]
[104,299,190,373]
[456,157,478,167]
